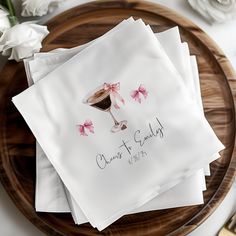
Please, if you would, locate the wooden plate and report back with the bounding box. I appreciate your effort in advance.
[0,1,236,235]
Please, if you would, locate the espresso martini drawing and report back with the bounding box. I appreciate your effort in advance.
[83,82,127,133]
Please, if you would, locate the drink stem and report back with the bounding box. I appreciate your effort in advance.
[108,109,119,125]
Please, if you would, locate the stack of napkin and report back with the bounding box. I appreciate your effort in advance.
[13,18,224,231]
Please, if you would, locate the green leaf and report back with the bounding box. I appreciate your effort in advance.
[0,0,18,26]
[0,1,8,10]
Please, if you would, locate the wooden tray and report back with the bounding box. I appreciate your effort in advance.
[0,1,236,235]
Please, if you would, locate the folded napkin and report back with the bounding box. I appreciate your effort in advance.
[14,19,224,230]
[24,25,208,223]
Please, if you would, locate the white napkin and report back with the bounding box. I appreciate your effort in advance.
[24,25,208,220]
[14,19,224,230]
[23,17,135,214]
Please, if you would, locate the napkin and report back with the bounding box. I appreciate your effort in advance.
[23,18,135,213]
[14,19,224,230]
[24,26,207,219]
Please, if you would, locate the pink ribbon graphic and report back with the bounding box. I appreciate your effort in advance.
[77,119,94,136]
[103,82,125,109]
[131,84,148,103]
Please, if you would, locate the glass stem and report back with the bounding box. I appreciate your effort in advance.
[108,109,119,125]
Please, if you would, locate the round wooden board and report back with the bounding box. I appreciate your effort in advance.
[0,1,236,235]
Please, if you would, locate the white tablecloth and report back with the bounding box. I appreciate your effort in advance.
[0,1,236,235]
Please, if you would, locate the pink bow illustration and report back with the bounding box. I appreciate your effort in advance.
[77,119,94,136]
[103,82,125,109]
[131,84,148,103]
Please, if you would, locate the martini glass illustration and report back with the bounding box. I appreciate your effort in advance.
[83,86,127,133]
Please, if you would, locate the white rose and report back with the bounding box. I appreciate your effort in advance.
[0,22,49,61]
[188,0,236,24]
[0,7,11,34]
[21,0,64,17]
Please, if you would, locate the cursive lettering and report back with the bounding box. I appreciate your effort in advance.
[119,140,132,155]
[95,117,164,170]
[96,152,123,169]
[134,117,164,147]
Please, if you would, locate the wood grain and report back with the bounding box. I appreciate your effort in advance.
[0,1,236,235]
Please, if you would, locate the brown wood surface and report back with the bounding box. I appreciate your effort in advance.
[0,1,236,235]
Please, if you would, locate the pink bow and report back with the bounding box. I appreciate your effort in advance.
[103,82,125,109]
[131,84,148,103]
[77,119,94,136]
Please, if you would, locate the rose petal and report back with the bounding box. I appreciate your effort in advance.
[0,23,49,61]
[21,0,64,17]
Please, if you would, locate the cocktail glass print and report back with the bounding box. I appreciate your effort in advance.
[83,82,127,133]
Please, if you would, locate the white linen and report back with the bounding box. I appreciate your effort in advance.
[24,26,208,221]
[14,19,224,230]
